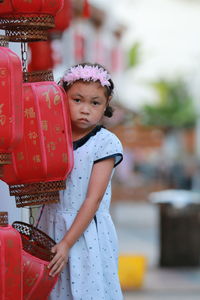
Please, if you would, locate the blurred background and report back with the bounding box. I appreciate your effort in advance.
[1,0,200,298]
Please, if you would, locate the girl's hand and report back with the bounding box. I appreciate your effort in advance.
[48,239,69,277]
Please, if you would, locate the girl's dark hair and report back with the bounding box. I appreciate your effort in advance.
[61,62,114,118]
[104,105,114,118]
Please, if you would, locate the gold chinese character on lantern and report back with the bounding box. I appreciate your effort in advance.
[0,103,6,125]
[41,120,48,131]
[54,94,61,105]
[62,153,68,163]
[0,68,7,78]
[24,107,36,119]
[28,131,38,139]
[0,115,6,126]
[47,142,56,152]
[55,126,61,133]
[33,154,41,163]
[9,117,14,124]
[42,91,51,109]
[0,137,5,146]
[17,152,24,161]
[0,103,4,114]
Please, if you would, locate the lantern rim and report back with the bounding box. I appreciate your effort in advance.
[9,180,65,207]
[23,70,54,82]
[0,14,55,42]
[0,212,8,227]
[0,153,12,164]
[0,34,9,47]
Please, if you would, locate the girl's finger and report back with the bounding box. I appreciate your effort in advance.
[49,260,65,277]
[48,254,61,269]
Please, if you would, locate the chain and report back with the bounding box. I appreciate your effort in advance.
[21,42,28,73]
[29,207,34,226]
[29,206,35,241]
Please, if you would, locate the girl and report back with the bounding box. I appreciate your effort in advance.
[38,63,123,300]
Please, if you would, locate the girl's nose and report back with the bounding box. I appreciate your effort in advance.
[81,105,90,114]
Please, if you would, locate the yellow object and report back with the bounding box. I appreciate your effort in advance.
[118,254,147,290]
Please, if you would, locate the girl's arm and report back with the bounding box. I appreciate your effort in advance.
[48,157,115,276]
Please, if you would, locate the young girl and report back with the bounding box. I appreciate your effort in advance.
[38,63,123,300]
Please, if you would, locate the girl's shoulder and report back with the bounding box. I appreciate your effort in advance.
[97,127,122,144]
[96,127,123,150]
[93,127,123,167]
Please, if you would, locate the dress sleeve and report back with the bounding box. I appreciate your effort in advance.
[93,131,123,167]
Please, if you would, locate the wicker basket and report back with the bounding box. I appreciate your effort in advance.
[12,221,56,262]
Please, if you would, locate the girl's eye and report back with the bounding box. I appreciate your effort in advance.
[73,98,81,103]
[92,101,100,106]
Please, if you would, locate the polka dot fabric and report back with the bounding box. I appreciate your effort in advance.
[38,127,123,300]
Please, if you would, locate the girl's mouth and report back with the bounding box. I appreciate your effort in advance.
[78,118,89,123]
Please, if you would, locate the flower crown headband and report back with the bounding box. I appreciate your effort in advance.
[62,65,111,88]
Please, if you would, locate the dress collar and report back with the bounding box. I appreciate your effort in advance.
[73,125,103,150]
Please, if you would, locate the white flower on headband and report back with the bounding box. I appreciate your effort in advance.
[62,65,111,87]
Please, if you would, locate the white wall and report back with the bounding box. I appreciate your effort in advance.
[0,180,24,224]
[90,0,200,110]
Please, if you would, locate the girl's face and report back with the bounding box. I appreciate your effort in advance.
[67,81,108,132]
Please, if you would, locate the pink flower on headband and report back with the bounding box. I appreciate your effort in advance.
[62,65,111,87]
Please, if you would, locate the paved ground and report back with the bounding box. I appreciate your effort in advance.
[111,201,200,300]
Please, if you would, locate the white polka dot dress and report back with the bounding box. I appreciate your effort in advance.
[38,126,123,300]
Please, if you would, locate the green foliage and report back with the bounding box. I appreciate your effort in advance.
[141,79,197,129]
[128,42,141,68]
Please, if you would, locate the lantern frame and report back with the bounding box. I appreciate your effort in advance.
[0,35,23,166]
[0,0,64,42]
[2,71,74,207]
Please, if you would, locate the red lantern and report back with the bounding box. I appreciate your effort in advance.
[22,251,58,300]
[0,37,23,166]
[49,0,72,35]
[83,0,90,18]
[0,212,23,300]
[0,0,64,41]
[13,221,58,300]
[2,75,73,207]
[28,41,54,72]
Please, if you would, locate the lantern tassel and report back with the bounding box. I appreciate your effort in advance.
[83,0,90,18]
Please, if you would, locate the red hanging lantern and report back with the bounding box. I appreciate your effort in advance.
[83,0,90,19]
[0,212,23,300]
[0,36,23,167]
[28,41,54,72]
[49,0,72,35]
[2,74,73,207]
[0,0,64,42]
[12,221,58,300]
